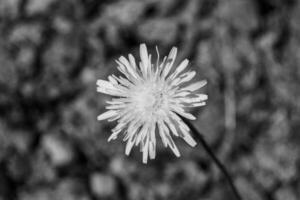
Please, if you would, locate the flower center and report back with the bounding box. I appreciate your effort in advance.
[132,82,167,115]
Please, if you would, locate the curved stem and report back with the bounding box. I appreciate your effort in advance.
[181,117,243,200]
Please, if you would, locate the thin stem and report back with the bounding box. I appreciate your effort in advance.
[181,117,243,200]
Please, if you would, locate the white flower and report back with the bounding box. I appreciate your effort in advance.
[97,44,207,163]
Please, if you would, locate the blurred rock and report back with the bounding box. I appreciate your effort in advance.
[154,0,185,16]
[28,150,56,184]
[109,156,136,178]
[26,0,56,15]
[19,189,54,200]
[153,183,170,199]
[0,51,17,90]
[165,161,209,192]
[9,23,43,45]
[138,18,178,45]
[235,177,264,200]
[196,103,223,146]
[56,179,89,200]
[7,153,31,182]
[90,173,116,198]
[19,179,89,200]
[216,0,258,33]
[291,1,300,36]
[128,182,145,200]
[62,96,99,140]
[0,0,20,18]
[254,168,277,191]
[8,131,33,154]
[201,186,228,200]
[275,187,298,200]
[42,134,74,166]
[15,46,35,70]
[267,109,289,140]
[103,0,146,26]
[80,67,97,85]
[52,16,73,34]
[254,139,298,183]
[43,38,80,76]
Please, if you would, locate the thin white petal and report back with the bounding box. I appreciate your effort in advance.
[119,56,139,79]
[196,94,208,101]
[174,91,190,97]
[105,104,126,110]
[169,59,189,80]
[112,121,127,133]
[149,141,156,159]
[108,128,122,142]
[149,122,156,159]
[177,71,196,85]
[97,79,113,89]
[135,125,148,146]
[148,54,153,76]
[124,121,141,154]
[116,60,136,82]
[125,133,136,155]
[140,43,149,76]
[175,120,197,147]
[108,76,118,85]
[157,121,168,147]
[97,79,128,96]
[149,123,156,159]
[177,111,196,120]
[191,102,206,107]
[128,54,137,69]
[97,110,118,121]
[161,121,180,157]
[142,135,150,163]
[170,105,197,120]
[166,134,180,157]
[181,130,197,147]
[155,46,160,70]
[181,80,207,92]
[113,75,133,88]
[165,118,179,137]
[162,47,177,78]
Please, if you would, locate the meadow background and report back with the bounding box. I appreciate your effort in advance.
[0,0,300,199]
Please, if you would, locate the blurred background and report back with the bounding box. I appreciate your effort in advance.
[0,0,300,199]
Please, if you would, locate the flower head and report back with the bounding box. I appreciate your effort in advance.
[97,44,207,163]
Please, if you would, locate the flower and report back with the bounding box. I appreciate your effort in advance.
[97,44,207,163]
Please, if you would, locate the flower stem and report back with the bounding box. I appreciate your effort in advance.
[181,117,243,200]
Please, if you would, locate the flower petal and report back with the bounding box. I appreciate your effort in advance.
[149,141,156,159]
[97,79,128,96]
[119,56,139,79]
[181,80,207,91]
[140,43,149,76]
[128,54,137,69]
[97,110,118,121]
[108,128,122,142]
[162,47,177,78]
[169,59,189,80]
[181,129,197,147]
[177,71,196,85]
[142,135,150,163]
[125,133,136,155]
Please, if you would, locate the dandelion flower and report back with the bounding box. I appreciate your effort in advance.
[97,44,207,163]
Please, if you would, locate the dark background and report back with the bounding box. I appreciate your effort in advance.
[0,0,300,199]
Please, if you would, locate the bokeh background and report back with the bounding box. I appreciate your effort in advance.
[0,0,300,199]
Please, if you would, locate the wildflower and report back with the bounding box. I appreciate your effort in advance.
[97,44,207,163]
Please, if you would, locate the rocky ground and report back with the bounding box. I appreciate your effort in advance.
[0,0,300,200]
